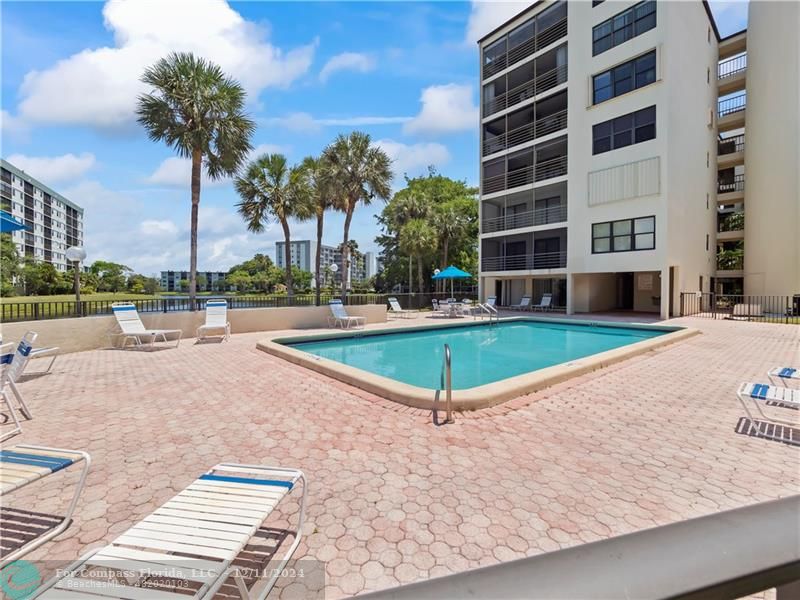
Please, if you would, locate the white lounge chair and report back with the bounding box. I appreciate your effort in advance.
[486,296,497,309]
[531,293,553,311]
[111,302,182,348]
[768,367,800,387]
[0,334,36,441]
[33,462,306,600]
[197,299,231,341]
[388,297,416,319]
[509,296,531,311]
[328,300,366,329]
[0,444,90,567]
[737,382,800,428]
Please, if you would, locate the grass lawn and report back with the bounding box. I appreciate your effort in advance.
[0,292,158,304]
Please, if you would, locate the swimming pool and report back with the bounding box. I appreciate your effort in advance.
[259,317,695,410]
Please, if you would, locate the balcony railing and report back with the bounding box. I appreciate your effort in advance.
[483,64,568,117]
[718,173,745,194]
[718,54,747,79]
[483,109,567,156]
[718,212,744,233]
[717,252,744,271]
[482,250,566,271]
[718,93,746,118]
[482,17,567,79]
[718,133,745,155]
[482,204,568,233]
[483,155,568,195]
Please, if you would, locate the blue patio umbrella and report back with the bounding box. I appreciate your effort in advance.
[0,210,27,233]
[432,265,472,297]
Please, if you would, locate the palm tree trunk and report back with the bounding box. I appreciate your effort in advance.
[408,256,412,295]
[189,149,202,309]
[281,220,293,299]
[417,256,424,295]
[315,210,324,306]
[341,205,354,301]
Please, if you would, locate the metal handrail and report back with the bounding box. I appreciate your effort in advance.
[718,133,745,155]
[483,64,568,117]
[718,173,745,193]
[440,344,454,424]
[483,109,567,156]
[718,93,746,117]
[482,204,568,233]
[482,250,567,271]
[483,153,568,195]
[718,54,747,79]
[482,17,567,79]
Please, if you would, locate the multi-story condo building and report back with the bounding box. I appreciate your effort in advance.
[276,240,371,286]
[477,0,799,319]
[1,158,84,272]
[160,271,228,292]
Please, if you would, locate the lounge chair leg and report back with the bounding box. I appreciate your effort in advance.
[0,388,23,442]
[8,380,32,420]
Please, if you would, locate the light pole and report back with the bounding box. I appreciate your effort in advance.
[65,246,86,316]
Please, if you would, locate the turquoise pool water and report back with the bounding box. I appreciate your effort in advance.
[285,320,670,390]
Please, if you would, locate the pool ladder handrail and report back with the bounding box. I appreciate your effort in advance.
[476,303,498,324]
[441,344,454,424]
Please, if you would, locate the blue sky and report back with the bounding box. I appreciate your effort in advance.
[1,0,748,275]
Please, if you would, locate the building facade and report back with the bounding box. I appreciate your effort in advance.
[477,0,799,318]
[276,240,372,286]
[1,158,84,272]
[160,271,228,292]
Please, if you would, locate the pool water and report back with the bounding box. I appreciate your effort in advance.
[286,320,669,390]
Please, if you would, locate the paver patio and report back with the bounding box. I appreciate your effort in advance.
[2,315,798,598]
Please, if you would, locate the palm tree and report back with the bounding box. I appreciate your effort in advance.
[235,154,311,298]
[432,204,466,292]
[136,52,255,306]
[300,156,335,306]
[322,132,392,300]
[391,192,431,293]
[399,219,437,295]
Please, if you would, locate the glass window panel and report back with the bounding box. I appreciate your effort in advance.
[594,120,612,137]
[635,233,655,249]
[635,12,656,34]
[635,105,656,125]
[613,131,632,148]
[508,21,534,49]
[593,85,612,104]
[635,123,656,143]
[593,222,611,237]
[634,216,655,233]
[593,21,612,41]
[593,238,611,253]
[613,113,634,130]
[613,220,632,235]
[613,236,632,251]
[593,137,611,154]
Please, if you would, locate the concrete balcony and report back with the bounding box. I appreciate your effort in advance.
[718,30,746,60]
[718,94,746,132]
[717,174,745,204]
[717,134,744,169]
[481,250,567,272]
[717,54,747,96]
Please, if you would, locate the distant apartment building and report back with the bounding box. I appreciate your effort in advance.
[477,0,798,318]
[1,158,84,272]
[160,270,228,292]
[276,240,372,286]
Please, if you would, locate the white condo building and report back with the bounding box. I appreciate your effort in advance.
[478,0,799,319]
[1,158,84,272]
[276,240,370,285]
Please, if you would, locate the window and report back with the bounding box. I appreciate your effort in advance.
[592,105,655,154]
[593,216,655,253]
[592,0,656,56]
[592,0,605,6]
[593,51,656,104]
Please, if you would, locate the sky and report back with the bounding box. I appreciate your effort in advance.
[0,0,748,276]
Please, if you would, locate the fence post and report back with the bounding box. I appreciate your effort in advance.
[680,293,684,317]
[162,298,168,314]
[32,303,39,321]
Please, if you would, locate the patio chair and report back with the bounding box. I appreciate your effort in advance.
[509,296,531,311]
[486,296,497,309]
[736,382,800,428]
[387,297,416,319]
[768,367,800,387]
[0,444,90,567]
[1,333,37,441]
[1,331,58,378]
[197,299,231,341]
[33,462,306,600]
[111,302,182,349]
[531,293,553,312]
[328,300,366,329]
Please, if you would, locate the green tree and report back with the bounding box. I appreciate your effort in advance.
[235,154,311,298]
[179,279,189,292]
[227,270,252,292]
[322,131,392,300]
[399,219,437,294]
[300,155,335,306]
[136,52,255,306]
[196,274,207,291]
[90,261,132,292]
[0,234,21,296]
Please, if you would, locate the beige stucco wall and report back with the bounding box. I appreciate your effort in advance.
[0,305,386,355]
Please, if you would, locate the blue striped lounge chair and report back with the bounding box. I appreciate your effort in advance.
[197,299,231,341]
[768,367,800,387]
[737,382,800,429]
[112,302,182,349]
[1,333,37,441]
[328,300,365,329]
[33,463,307,600]
[0,444,90,567]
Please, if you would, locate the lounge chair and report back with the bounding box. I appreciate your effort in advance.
[532,293,553,312]
[0,334,36,441]
[486,296,497,309]
[768,367,800,387]
[111,302,182,348]
[2,331,58,378]
[387,297,416,319]
[197,299,231,341]
[33,462,306,600]
[0,444,90,567]
[509,296,531,311]
[737,382,800,428]
[328,300,366,329]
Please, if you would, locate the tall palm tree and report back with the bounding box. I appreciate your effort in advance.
[136,52,254,306]
[300,156,335,306]
[235,154,310,298]
[322,132,392,300]
[433,203,466,268]
[399,219,437,294]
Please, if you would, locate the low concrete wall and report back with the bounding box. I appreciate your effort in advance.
[0,304,386,355]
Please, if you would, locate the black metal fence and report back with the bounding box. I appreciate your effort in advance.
[680,292,800,323]
[0,292,481,323]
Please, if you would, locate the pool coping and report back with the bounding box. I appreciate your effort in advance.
[256,317,700,411]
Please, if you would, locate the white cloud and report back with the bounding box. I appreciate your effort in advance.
[374,139,450,179]
[6,152,96,183]
[265,112,322,134]
[140,219,179,236]
[317,116,411,126]
[319,52,376,82]
[13,0,316,129]
[465,1,528,45]
[1,110,29,137]
[266,112,411,131]
[403,84,478,136]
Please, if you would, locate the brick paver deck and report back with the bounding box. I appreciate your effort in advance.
[3,315,798,598]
